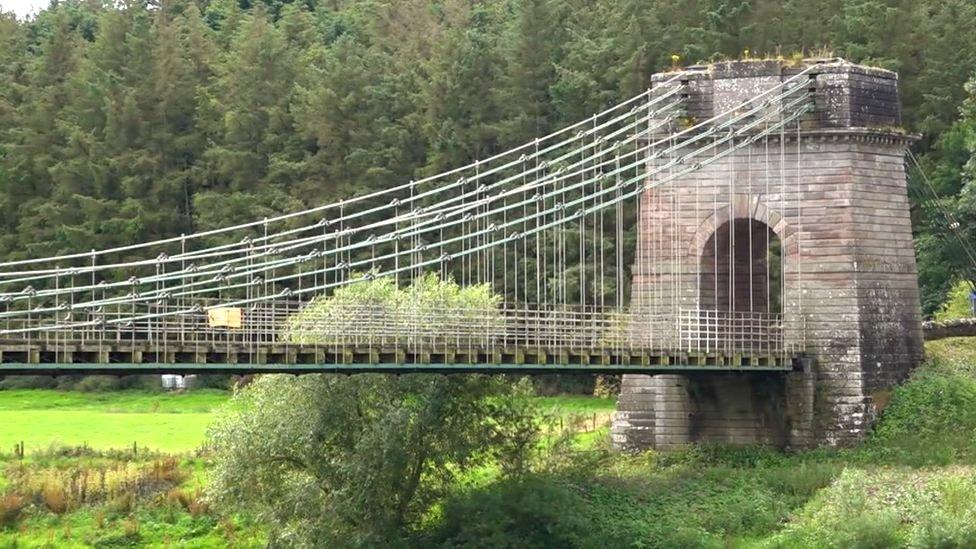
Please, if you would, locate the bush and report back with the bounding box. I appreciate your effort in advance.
[934,280,973,321]
[592,375,620,397]
[762,461,840,500]
[206,374,539,547]
[909,475,976,548]
[653,443,788,469]
[426,476,593,548]
[0,375,57,390]
[828,510,906,549]
[107,493,135,517]
[194,374,234,390]
[531,374,596,396]
[283,272,502,346]
[911,507,976,548]
[865,368,976,465]
[166,488,210,517]
[0,374,164,392]
[74,375,123,392]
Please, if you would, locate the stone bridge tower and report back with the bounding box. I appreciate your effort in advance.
[612,59,924,449]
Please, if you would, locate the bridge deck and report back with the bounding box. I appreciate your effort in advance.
[0,341,802,375]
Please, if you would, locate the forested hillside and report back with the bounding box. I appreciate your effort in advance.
[1,0,976,313]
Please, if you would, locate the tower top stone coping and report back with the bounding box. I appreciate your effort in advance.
[652,58,901,131]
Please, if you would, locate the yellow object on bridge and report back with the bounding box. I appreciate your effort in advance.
[207,307,242,329]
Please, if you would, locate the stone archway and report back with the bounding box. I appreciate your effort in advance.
[698,217,782,315]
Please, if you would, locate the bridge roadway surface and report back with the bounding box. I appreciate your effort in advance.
[0,340,802,375]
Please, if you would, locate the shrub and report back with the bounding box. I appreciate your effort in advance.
[107,493,135,517]
[207,374,539,547]
[74,375,123,392]
[531,374,596,396]
[910,507,976,548]
[427,476,593,548]
[123,516,140,538]
[0,374,164,392]
[283,272,502,346]
[166,488,210,517]
[0,494,26,529]
[762,461,841,499]
[653,443,787,469]
[5,457,186,516]
[93,510,106,530]
[909,475,976,548]
[865,368,976,465]
[194,374,234,390]
[934,280,973,321]
[115,375,165,392]
[592,375,620,397]
[0,375,57,390]
[827,510,906,549]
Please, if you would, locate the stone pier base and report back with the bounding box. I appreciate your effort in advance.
[612,372,815,450]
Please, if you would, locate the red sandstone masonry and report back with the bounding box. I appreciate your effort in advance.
[612,59,923,450]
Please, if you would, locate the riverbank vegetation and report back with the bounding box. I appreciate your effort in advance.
[0,337,975,546]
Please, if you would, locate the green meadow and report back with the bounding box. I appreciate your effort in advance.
[0,390,229,454]
[0,389,618,455]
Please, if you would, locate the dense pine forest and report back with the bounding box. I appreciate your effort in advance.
[1,0,976,314]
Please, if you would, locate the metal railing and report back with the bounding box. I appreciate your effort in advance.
[677,308,795,355]
[2,301,799,359]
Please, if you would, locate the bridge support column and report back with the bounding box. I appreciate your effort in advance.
[613,58,923,450]
[612,371,815,449]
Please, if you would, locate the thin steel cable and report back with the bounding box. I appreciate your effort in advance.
[5,86,816,334]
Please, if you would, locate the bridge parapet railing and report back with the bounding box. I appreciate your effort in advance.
[5,300,800,361]
[677,308,792,356]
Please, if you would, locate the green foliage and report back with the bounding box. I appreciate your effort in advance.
[206,373,540,547]
[284,273,502,345]
[420,339,976,548]
[0,451,262,546]
[914,73,976,313]
[2,4,976,543]
[910,475,976,548]
[426,475,591,548]
[7,338,976,546]
[863,362,976,465]
[0,373,164,392]
[765,468,976,548]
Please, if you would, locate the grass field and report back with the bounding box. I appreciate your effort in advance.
[0,387,614,493]
[0,388,617,455]
[0,390,229,454]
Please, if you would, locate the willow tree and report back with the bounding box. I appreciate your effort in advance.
[207,274,535,547]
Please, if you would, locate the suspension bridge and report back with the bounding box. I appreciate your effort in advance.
[0,58,923,448]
